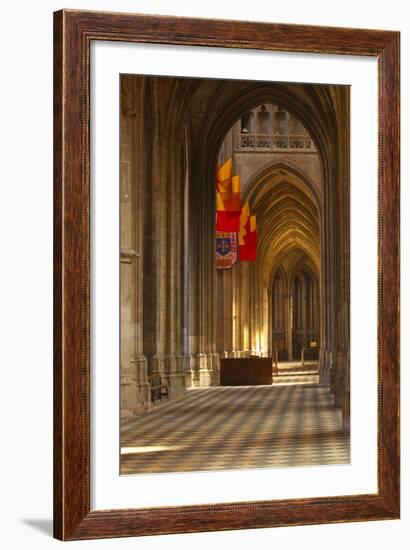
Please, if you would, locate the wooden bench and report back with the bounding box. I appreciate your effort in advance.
[149,374,169,404]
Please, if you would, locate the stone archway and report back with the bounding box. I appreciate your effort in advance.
[188,82,349,418]
[270,254,320,363]
[120,76,350,427]
[214,157,321,362]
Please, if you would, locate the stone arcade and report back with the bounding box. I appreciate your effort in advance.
[120,75,350,439]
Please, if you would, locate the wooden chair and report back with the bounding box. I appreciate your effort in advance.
[149,374,169,404]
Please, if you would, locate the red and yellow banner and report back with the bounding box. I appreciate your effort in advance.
[216,158,241,232]
[215,159,257,264]
[239,202,257,261]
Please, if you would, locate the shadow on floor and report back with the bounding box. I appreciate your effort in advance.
[21,519,53,537]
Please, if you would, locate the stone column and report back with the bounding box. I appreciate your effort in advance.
[318,87,350,433]
[302,278,308,347]
[249,264,263,356]
[120,76,150,416]
[332,88,350,424]
[261,284,269,356]
[148,82,186,399]
[319,161,336,384]
[221,269,234,358]
[286,291,293,361]
[186,151,218,387]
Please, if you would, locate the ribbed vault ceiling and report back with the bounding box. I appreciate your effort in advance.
[250,173,320,285]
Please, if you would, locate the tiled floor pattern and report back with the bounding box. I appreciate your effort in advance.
[121,383,350,475]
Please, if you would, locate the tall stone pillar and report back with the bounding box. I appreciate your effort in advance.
[302,278,308,346]
[319,162,336,385]
[120,76,150,416]
[286,293,293,360]
[186,152,218,387]
[318,87,350,436]
[147,80,186,400]
[332,88,350,432]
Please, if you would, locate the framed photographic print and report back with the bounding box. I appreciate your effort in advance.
[54,9,400,540]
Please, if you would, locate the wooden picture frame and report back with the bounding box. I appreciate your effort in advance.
[53,9,400,540]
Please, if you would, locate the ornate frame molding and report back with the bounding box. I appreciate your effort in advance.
[54,9,400,540]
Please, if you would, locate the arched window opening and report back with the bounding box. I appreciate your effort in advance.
[293,276,303,330]
[256,105,271,147]
[236,104,315,151]
[273,108,288,148]
[271,270,287,361]
[240,112,255,148]
[272,273,285,330]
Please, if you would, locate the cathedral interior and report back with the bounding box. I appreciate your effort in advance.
[120,75,350,475]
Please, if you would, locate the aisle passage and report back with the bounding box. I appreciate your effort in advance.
[120,385,350,475]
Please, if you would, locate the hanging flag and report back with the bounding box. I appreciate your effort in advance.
[216,157,232,183]
[239,203,257,261]
[239,202,250,244]
[216,232,238,269]
[217,174,241,211]
[216,158,241,232]
[216,210,241,232]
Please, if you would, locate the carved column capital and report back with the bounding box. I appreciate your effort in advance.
[120,248,140,264]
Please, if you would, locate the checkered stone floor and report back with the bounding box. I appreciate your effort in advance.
[120,384,350,475]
